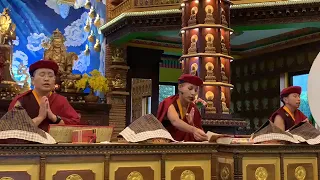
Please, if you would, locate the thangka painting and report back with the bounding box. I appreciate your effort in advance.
[1,0,106,86]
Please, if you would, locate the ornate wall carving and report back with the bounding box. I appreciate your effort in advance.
[231,41,318,133]
[131,79,152,122]
[105,44,129,140]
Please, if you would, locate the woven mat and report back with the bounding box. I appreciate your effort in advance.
[119,114,175,143]
[0,106,56,144]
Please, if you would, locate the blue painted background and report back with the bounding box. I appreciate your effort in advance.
[0,0,106,85]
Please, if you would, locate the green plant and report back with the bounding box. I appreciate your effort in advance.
[75,69,109,93]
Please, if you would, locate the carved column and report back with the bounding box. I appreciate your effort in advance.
[181,0,245,133]
[104,154,110,180]
[105,45,129,141]
[39,155,46,180]
[233,153,243,180]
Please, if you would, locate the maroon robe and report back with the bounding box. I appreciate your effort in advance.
[157,94,203,141]
[8,90,81,132]
[270,106,307,130]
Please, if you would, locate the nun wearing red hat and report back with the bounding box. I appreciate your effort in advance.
[157,74,208,142]
[270,86,309,131]
[8,60,81,132]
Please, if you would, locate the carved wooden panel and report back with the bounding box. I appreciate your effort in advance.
[0,171,30,180]
[115,167,154,180]
[231,42,320,134]
[131,78,152,122]
[246,164,275,180]
[287,163,313,180]
[171,166,204,180]
[52,170,94,180]
[218,163,232,180]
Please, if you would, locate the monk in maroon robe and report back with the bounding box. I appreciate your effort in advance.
[270,86,308,131]
[157,74,208,142]
[8,60,80,132]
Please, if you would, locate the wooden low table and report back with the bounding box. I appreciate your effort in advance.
[0,143,318,180]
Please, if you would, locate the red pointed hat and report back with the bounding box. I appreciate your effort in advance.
[178,74,203,86]
[280,86,302,97]
[29,60,59,76]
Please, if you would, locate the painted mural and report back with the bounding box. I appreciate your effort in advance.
[0,0,106,86]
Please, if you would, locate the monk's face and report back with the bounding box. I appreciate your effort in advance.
[31,68,56,93]
[178,82,198,103]
[284,93,301,108]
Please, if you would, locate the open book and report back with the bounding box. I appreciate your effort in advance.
[206,131,253,144]
[252,120,320,145]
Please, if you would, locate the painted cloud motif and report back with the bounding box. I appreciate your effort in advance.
[64,12,89,47]
[73,50,91,73]
[45,0,70,19]
[12,36,19,46]
[26,33,49,52]
[45,0,60,15]
[99,38,106,75]
[74,0,86,9]
[12,50,30,85]
[59,4,70,19]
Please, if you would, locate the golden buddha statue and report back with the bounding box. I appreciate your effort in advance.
[188,35,198,54]
[205,34,216,53]
[190,63,198,76]
[205,91,216,114]
[221,92,229,114]
[0,8,16,45]
[221,8,228,26]
[42,29,81,92]
[0,8,19,98]
[204,5,215,24]
[221,63,228,83]
[188,7,198,26]
[221,36,228,54]
[111,48,125,64]
[205,62,216,82]
[112,74,126,90]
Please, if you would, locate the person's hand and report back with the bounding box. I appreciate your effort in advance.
[193,128,208,141]
[186,108,195,125]
[38,96,48,120]
[47,102,56,122]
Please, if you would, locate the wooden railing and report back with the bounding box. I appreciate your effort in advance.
[110,0,181,19]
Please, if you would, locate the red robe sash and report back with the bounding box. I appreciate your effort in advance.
[157,94,203,141]
[270,106,307,130]
[8,90,81,132]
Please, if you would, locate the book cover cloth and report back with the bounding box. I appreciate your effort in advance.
[0,106,56,144]
[119,114,175,143]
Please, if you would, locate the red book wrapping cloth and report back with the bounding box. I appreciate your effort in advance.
[72,129,97,144]
[48,125,113,143]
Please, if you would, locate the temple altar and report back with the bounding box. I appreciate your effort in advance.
[0,143,318,180]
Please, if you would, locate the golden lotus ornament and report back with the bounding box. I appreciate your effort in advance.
[84,19,91,32]
[88,31,95,43]
[84,44,90,56]
[94,39,101,52]
[94,14,101,27]
[84,0,91,9]
[89,7,96,19]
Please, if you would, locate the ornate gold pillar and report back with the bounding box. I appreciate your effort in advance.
[181,0,245,132]
[105,45,129,140]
